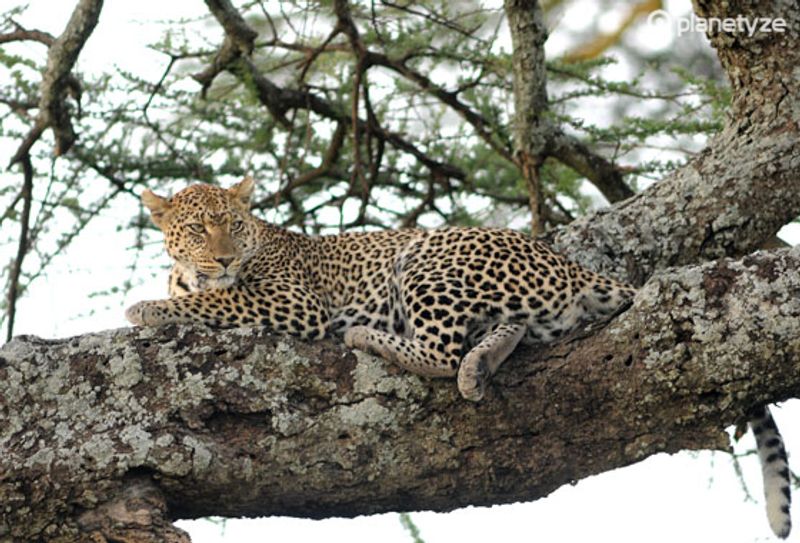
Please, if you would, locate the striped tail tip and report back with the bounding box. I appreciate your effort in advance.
[750,406,792,539]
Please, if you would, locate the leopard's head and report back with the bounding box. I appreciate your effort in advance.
[141,177,259,288]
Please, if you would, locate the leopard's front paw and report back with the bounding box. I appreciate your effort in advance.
[344,325,372,351]
[457,354,488,402]
[125,301,165,326]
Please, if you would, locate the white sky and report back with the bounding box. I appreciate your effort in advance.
[3,1,800,542]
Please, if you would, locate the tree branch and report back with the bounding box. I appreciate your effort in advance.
[4,154,33,342]
[8,0,103,167]
[504,0,550,233]
[695,0,795,126]
[561,0,661,63]
[364,50,514,163]
[546,113,800,284]
[253,121,348,210]
[546,126,634,203]
[193,0,257,93]
[0,23,55,46]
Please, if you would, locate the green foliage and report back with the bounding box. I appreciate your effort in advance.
[547,56,730,181]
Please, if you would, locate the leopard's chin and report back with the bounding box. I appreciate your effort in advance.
[195,270,237,290]
[214,275,236,288]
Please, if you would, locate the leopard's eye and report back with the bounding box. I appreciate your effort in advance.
[187,223,205,234]
[231,220,244,232]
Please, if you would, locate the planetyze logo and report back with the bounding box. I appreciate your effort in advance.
[647,9,787,37]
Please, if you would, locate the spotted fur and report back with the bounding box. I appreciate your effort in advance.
[127,177,636,400]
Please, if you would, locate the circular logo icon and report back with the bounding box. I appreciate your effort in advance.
[647,9,673,28]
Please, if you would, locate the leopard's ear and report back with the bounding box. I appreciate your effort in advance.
[228,175,255,209]
[141,189,171,229]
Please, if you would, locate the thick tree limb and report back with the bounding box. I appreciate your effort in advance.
[546,113,800,284]
[694,0,795,126]
[2,247,800,540]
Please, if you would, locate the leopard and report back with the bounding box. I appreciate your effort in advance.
[126,176,637,401]
[126,177,791,538]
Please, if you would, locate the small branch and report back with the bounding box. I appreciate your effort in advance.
[0,22,55,46]
[333,0,371,201]
[240,57,468,183]
[193,0,258,99]
[365,50,513,162]
[0,191,24,229]
[141,56,201,173]
[295,28,346,84]
[562,0,662,63]
[546,127,634,203]
[7,122,47,168]
[254,122,348,210]
[5,155,34,342]
[69,145,137,196]
[400,177,436,228]
[380,0,490,43]
[0,96,38,113]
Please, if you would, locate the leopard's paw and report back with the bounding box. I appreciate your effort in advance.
[125,301,165,326]
[125,301,148,326]
[344,325,372,351]
[457,353,488,402]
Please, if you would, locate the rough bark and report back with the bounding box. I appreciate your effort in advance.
[2,247,800,541]
[504,0,549,233]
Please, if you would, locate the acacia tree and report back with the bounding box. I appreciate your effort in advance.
[1,0,799,541]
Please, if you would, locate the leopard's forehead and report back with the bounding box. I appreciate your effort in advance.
[170,184,235,218]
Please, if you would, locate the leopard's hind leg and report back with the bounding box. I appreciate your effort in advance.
[457,323,526,402]
[344,325,466,378]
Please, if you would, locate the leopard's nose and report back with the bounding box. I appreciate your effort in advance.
[215,257,234,268]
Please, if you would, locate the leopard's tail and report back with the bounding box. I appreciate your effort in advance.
[750,405,792,539]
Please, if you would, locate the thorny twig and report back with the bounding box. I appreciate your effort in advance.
[5,155,34,341]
